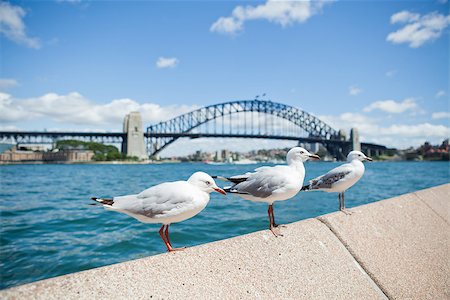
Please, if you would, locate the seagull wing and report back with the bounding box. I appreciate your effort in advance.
[111,181,195,218]
[230,166,293,198]
[306,164,353,190]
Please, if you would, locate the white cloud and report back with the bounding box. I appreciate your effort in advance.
[363,98,419,114]
[0,79,19,90]
[349,85,363,96]
[390,11,420,24]
[387,10,450,48]
[435,90,446,98]
[0,124,21,131]
[156,57,179,69]
[379,123,449,138]
[319,112,450,149]
[211,16,243,35]
[210,0,330,35]
[56,0,83,3]
[0,92,31,122]
[319,113,377,137]
[432,112,450,119]
[0,2,41,49]
[385,70,397,77]
[0,92,197,126]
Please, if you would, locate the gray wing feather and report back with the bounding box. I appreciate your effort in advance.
[231,167,291,198]
[139,182,193,218]
[308,165,352,190]
[112,181,193,218]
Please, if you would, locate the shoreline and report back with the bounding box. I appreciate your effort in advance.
[0,160,182,165]
[1,159,448,165]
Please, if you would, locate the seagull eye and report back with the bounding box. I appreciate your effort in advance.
[300,151,304,154]
[205,181,211,185]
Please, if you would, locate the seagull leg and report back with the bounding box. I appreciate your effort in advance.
[342,192,346,210]
[340,192,353,215]
[164,224,186,252]
[159,225,172,252]
[338,193,342,211]
[164,224,171,246]
[271,204,286,228]
[267,205,272,227]
[268,204,283,237]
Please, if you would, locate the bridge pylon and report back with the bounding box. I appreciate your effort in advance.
[122,112,147,160]
[350,128,361,152]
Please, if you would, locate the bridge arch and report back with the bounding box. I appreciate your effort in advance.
[146,99,341,157]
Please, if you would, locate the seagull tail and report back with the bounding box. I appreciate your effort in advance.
[301,184,311,191]
[91,197,114,206]
[212,175,230,182]
[212,175,247,184]
[223,186,250,195]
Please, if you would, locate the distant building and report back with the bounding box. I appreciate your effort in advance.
[122,112,147,160]
[215,150,222,161]
[0,149,94,163]
[222,150,230,161]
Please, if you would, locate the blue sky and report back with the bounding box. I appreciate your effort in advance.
[1,0,449,156]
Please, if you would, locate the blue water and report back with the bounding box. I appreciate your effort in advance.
[0,162,449,289]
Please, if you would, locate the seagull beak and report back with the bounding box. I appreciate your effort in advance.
[213,187,227,195]
[365,156,373,161]
[308,154,320,160]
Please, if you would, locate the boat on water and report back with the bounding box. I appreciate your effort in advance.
[203,161,226,165]
[232,159,258,164]
[204,158,258,165]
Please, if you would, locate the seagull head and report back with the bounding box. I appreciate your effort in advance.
[188,172,226,195]
[286,147,320,164]
[347,150,373,162]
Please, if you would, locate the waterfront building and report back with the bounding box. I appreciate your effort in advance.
[0,149,94,163]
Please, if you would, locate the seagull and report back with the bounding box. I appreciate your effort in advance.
[301,150,372,214]
[91,172,226,252]
[214,147,319,237]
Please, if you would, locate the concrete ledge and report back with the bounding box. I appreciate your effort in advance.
[414,183,450,224]
[318,183,450,299]
[1,184,449,299]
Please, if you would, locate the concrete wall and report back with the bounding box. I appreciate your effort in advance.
[1,184,449,299]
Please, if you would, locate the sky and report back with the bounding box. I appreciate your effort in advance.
[0,0,449,156]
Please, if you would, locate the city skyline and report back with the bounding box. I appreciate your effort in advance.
[1,0,449,156]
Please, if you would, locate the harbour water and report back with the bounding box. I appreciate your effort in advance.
[0,161,449,289]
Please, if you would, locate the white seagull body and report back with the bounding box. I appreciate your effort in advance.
[302,150,372,214]
[91,172,226,252]
[104,181,210,225]
[215,147,319,236]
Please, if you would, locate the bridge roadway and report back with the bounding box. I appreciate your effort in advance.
[0,131,126,138]
[0,131,386,150]
[0,131,125,139]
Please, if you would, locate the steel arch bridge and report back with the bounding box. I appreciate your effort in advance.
[146,99,345,157]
